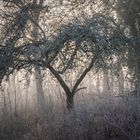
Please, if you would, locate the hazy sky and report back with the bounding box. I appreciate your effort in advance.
[0,0,2,7]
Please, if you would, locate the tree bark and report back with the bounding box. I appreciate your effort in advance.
[66,92,74,111]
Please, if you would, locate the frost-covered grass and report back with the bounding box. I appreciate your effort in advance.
[0,89,139,140]
[0,71,139,140]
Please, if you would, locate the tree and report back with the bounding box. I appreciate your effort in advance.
[31,0,46,118]
[44,15,127,110]
[101,0,140,91]
[0,0,49,83]
[0,0,128,111]
[0,0,48,116]
[117,0,140,91]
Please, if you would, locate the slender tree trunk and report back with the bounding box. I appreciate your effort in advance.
[103,69,109,94]
[9,72,17,116]
[134,48,140,92]
[96,72,100,95]
[34,67,46,116]
[110,70,114,94]
[118,66,124,95]
[13,72,17,117]
[32,6,46,117]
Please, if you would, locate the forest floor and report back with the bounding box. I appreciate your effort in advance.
[0,92,140,140]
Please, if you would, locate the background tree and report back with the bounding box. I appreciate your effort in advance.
[102,0,140,92]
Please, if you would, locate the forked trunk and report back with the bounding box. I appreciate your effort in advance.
[47,56,97,111]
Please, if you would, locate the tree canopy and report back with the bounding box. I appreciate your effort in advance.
[0,0,131,82]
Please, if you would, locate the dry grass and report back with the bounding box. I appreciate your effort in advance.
[0,88,139,140]
[0,71,139,140]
